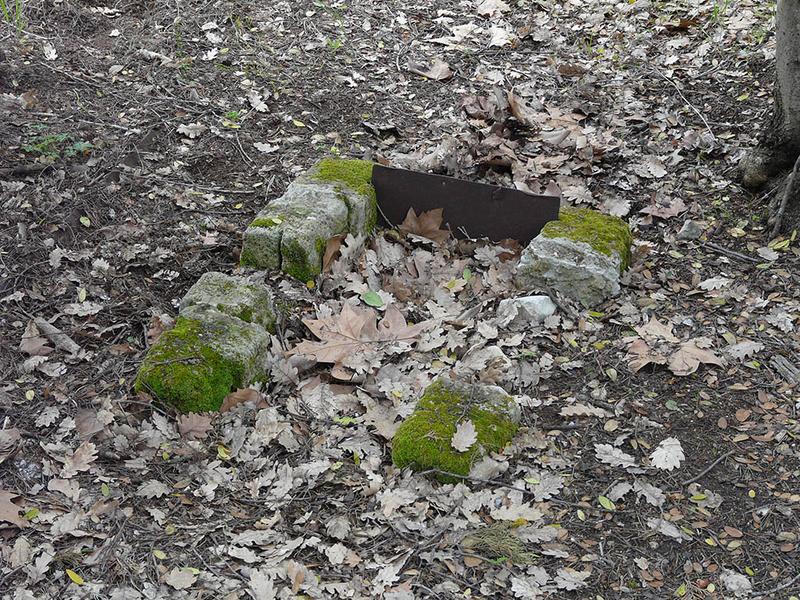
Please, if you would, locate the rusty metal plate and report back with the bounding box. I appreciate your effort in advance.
[372,164,560,244]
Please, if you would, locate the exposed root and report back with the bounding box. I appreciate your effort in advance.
[769,154,800,236]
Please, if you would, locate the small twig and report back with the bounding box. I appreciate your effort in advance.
[701,242,761,264]
[753,570,800,600]
[682,450,736,486]
[652,67,716,142]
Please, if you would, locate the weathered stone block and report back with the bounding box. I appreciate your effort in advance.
[391,379,520,481]
[135,306,270,413]
[515,207,632,307]
[179,272,276,332]
[241,158,378,281]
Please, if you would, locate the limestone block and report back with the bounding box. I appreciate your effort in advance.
[391,379,520,481]
[241,158,377,281]
[515,207,632,307]
[179,271,276,332]
[135,305,270,413]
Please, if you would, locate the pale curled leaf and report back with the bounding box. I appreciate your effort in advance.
[164,567,198,590]
[594,443,637,469]
[649,437,685,471]
[451,419,478,452]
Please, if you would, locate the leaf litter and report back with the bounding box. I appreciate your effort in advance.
[0,0,799,599]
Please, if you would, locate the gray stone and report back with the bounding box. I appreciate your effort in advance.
[135,305,271,413]
[241,159,377,281]
[677,219,703,241]
[516,236,622,307]
[180,272,276,332]
[497,295,557,329]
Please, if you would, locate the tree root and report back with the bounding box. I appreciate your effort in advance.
[769,154,800,236]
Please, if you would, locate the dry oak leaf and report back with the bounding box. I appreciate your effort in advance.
[177,413,213,440]
[398,208,450,244]
[635,317,679,343]
[668,341,725,376]
[626,338,668,373]
[407,58,453,81]
[220,388,267,413]
[0,490,28,528]
[290,303,430,373]
[164,567,198,590]
[649,437,685,471]
[60,441,98,479]
[0,427,21,465]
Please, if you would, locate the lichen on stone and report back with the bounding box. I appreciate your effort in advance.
[391,379,519,482]
[540,207,632,271]
[179,272,276,332]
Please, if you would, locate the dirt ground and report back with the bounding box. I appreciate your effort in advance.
[1,0,799,599]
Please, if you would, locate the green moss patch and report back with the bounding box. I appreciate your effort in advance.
[310,158,376,202]
[542,207,632,271]
[391,380,519,482]
[135,316,245,413]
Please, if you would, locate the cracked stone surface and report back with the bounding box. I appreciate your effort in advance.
[515,208,632,307]
[241,159,377,281]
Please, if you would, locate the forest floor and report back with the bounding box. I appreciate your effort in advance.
[1,0,799,599]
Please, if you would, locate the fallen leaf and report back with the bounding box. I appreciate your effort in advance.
[290,303,431,374]
[451,419,478,452]
[219,388,267,413]
[669,341,725,376]
[595,444,637,469]
[164,567,198,590]
[60,442,98,479]
[0,490,27,528]
[323,234,346,272]
[177,123,207,139]
[407,58,453,81]
[649,437,685,471]
[177,413,213,440]
[398,208,450,244]
[19,321,53,357]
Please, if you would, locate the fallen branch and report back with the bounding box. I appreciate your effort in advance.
[682,450,736,486]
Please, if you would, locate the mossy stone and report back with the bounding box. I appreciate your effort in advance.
[135,307,270,413]
[179,272,276,332]
[540,207,632,271]
[391,379,520,482]
[308,158,376,203]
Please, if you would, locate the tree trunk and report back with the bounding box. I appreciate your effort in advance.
[741,0,800,233]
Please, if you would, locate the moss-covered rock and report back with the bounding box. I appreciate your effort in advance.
[515,207,633,307]
[391,379,520,482]
[540,207,632,271]
[135,306,270,413]
[179,272,276,332]
[241,158,378,280]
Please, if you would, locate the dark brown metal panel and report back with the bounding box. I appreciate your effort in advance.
[371,164,561,244]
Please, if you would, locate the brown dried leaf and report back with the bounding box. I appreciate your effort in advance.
[322,234,346,273]
[668,341,726,376]
[219,388,267,413]
[398,208,450,244]
[635,317,679,343]
[0,490,27,528]
[626,339,668,372]
[60,441,98,479]
[19,320,53,357]
[147,314,175,345]
[291,303,430,372]
[0,428,21,465]
[507,91,542,129]
[177,413,214,440]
